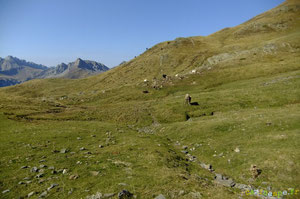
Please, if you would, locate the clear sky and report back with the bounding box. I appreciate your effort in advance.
[0,0,285,67]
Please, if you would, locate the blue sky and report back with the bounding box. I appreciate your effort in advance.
[0,0,284,67]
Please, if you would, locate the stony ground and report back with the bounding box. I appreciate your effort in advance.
[0,68,299,198]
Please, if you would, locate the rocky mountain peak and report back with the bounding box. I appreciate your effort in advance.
[70,58,109,72]
[0,56,110,86]
[55,63,68,73]
[75,58,83,65]
[5,56,14,60]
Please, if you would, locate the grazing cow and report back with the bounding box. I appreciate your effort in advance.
[185,94,191,105]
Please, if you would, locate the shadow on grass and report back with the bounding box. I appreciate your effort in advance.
[190,102,199,106]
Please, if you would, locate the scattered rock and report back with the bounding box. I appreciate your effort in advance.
[39,165,47,168]
[48,166,55,170]
[84,151,92,154]
[118,190,133,199]
[86,192,102,199]
[31,167,39,173]
[199,163,213,171]
[155,194,166,199]
[214,173,235,187]
[118,183,127,186]
[60,148,69,154]
[2,189,10,194]
[178,190,185,196]
[91,135,96,137]
[18,181,25,185]
[234,147,240,153]
[181,150,188,154]
[47,184,58,191]
[39,191,47,198]
[186,154,196,162]
[76,161,82,165]
[90,171,99,176]
[80,147,86,151]
[77,137,82,140]
[113,160,132,167]
[215,173,222,180]
[248,178,254,183]
[189,192,202,199]
[99,145,104,148]
[68,188,74,195]
[235,183,250,190]
[36,173,44,178]
[62,169,68,174]
[21,165,28,169]
[69,174,79,180]
[222,179,236,188]
[103,193,116,198]
[28,191,35,197]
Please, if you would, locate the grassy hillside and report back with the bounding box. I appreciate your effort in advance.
[0,0,299,198]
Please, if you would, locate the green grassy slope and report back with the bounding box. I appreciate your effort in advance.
[0,0,300,198]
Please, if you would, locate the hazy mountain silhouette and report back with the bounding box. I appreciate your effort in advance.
[0,56,109,87]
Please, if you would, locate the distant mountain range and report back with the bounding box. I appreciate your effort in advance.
[0,56,109,87]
